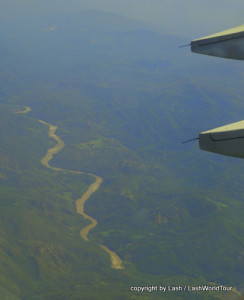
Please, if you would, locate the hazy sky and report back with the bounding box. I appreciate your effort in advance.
[2,0,244,38]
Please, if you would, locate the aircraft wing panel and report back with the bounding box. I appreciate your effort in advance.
[191,25,244,60]
[199,121,244,158]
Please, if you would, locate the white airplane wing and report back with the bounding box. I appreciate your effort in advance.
[190,25,244,158]
[199,121,244,158]
[191,25,244,60]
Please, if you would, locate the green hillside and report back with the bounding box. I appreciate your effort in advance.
[0,9,244,300]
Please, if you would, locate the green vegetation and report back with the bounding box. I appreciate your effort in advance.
[0,9,244,300]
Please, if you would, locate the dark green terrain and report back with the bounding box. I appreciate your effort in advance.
[1,9,244,300]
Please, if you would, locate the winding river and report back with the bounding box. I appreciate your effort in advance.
[38,119,123,269]
[15,106,32,114]
[15,105,244,293]
[15,107,123,269]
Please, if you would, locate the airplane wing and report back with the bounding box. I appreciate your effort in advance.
[190,25,244,158]
[191,25,244,60]
[199,121,244,158]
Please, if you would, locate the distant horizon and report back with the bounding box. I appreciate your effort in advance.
[2,0,244,39]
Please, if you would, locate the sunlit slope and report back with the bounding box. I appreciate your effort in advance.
[0,107,220,299]
[50,88,244,286]
[0,105,217,300]
[0,106,147,300]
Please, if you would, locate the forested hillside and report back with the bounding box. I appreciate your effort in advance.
[0,9,244,300]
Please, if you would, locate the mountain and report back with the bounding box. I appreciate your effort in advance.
[0,9,244,300]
